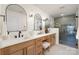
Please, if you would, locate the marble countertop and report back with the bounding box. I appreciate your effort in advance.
[0,32,55,48]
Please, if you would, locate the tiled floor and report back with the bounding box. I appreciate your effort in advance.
[45,44,79,55]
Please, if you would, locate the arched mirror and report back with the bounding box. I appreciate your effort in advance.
[43,18,50,33]
[6,4,27,33]
[34,13,42,31]
[0,15,5,35]
[44,18,50,28]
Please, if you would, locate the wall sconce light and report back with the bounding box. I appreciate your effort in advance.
[0,15,5,22]
[29,14,33,17]
[43,18,48,21]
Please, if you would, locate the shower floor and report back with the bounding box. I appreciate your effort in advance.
[59,32,77,48]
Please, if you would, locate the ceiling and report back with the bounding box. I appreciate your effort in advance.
[34,4,78,17]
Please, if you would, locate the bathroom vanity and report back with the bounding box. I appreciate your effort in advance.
[0,33,56,55]
[0,4,58,55]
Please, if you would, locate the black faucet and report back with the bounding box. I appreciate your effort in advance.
[18,31,21,38]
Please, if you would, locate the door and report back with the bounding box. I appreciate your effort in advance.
[35,38,43,55]
[27,44,35,55]
[50,34,56,46]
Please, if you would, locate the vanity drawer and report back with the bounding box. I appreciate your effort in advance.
[10,49,24,55]
[42,35,49,41]
[27,40,35,47]
[42,35,50,42]
[35,37,43,46]
[50,34,55,39]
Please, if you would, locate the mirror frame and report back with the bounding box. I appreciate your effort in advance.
[34,13,42,31]
[0,15,5,35]
[5,4,27,32]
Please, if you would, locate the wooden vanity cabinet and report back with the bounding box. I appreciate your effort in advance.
[49,34,56,46]
[0,34,56,55]
[42,34,56,46]
[10,50,24,55]
[35,37,43,55]
[26,40,36,55]
[0,40,36,55]
[42,35,51,44]
[0,41,28,55]
[26,45,35,55]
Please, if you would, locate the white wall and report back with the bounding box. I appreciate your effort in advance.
[0,17,3,34]
[21,4,50,31]
[76,7,79,39]
[78,7,79,27]
[0,4,54,36]
[76,7,79,48]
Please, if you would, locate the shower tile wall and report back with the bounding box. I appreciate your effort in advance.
[54,15,77,48]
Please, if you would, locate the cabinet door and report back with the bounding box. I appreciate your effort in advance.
[27,45,35,55]
[11,50,24,55]
[50,34,56,46]
[35,46,42,55]
[35,38,43,55]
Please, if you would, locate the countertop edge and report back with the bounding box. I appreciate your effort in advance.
[0,33,55,49]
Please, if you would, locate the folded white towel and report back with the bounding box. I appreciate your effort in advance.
[76,27,79,39]
[42,42,50,49]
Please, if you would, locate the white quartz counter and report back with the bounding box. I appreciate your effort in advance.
[0,28,59,48]
[0,33,55,48]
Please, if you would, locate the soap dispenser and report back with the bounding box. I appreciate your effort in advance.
[45,27,49,33]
